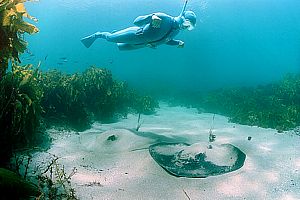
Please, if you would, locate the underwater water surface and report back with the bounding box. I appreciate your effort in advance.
[24,0,300,93]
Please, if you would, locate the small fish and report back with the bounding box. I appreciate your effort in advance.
[44,55,48,61]
[58,57,68,63]
[25,49,34,55]
[23,54,34,60]
[57,62,64,65]
[108,59,114,64]
[25,57,33,61]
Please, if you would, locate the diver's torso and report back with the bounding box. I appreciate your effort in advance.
[139,13,180,44]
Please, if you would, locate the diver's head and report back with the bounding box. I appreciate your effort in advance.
[182,11,196,30]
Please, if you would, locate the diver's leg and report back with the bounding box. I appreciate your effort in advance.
[94,32,111,39]
[81,27,145,48]
[81,31,115,48]
[117,43,146,51]
[80,32,105,48]
[81,34,98,48]
[102,27,147,44]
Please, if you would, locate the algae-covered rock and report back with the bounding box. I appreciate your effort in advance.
[0,168,40,199]
[149,142,246,178]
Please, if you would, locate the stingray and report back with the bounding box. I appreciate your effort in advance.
[149,142,246,178]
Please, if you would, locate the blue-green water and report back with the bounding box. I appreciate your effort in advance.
[24,0,300,93]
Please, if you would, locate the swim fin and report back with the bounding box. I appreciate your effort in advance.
[81,34,97,48]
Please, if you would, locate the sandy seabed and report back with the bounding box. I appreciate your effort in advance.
[31,103,300,200]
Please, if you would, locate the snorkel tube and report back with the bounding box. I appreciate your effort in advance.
[180,0,188,17]
[175,0,188,28]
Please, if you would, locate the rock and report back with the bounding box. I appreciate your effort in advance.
[0,168,40,199]
[149,142,246,178]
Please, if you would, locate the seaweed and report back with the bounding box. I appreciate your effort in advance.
[0,0,39,78]
[131,94,159,115]
[81,67,125,121]
[186,73,300,132]
[0,167,40,199]
[10,152,78,200]
[41,66,159,131]
[0,63,44,166]
[0,0,45,167]
[41,70,90,131]
[37,155,78,200]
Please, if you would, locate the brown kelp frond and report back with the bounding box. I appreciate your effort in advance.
[1,0,39,33]
[0,0,38,78]
[180,74,300,132]
[0,63,43,166]
[41,66,158,130]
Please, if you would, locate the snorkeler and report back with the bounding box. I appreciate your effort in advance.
[80,0,196,50]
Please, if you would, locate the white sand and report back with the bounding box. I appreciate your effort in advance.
[32,103,300,200]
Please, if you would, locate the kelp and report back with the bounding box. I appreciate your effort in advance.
[41,66,158,131]
[81,67,116,120]
[193,74,300,132]
[0,167,40,199]
[131,95,159,114]
[0,0,38,78]
[41,70,90,131]
[80,67,158,119]
[0,63,43,166]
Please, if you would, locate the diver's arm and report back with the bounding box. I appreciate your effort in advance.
[133,14,162,28]
[133,14,153,26]
[166,40,184,48]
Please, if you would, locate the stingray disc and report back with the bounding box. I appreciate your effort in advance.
[149,142,246,178]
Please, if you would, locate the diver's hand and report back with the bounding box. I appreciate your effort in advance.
[147,43,157,49]
[151,15,162,28]
[177,41,185,48]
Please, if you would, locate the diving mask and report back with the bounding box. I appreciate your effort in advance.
[182,19,195,30]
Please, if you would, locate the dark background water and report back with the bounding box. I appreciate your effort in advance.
[24,0,300,94]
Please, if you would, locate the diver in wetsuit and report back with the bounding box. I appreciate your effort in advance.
[81,0,196,50]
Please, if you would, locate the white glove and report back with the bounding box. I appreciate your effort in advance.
[151,15,162,28]
[177,41,185,48]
